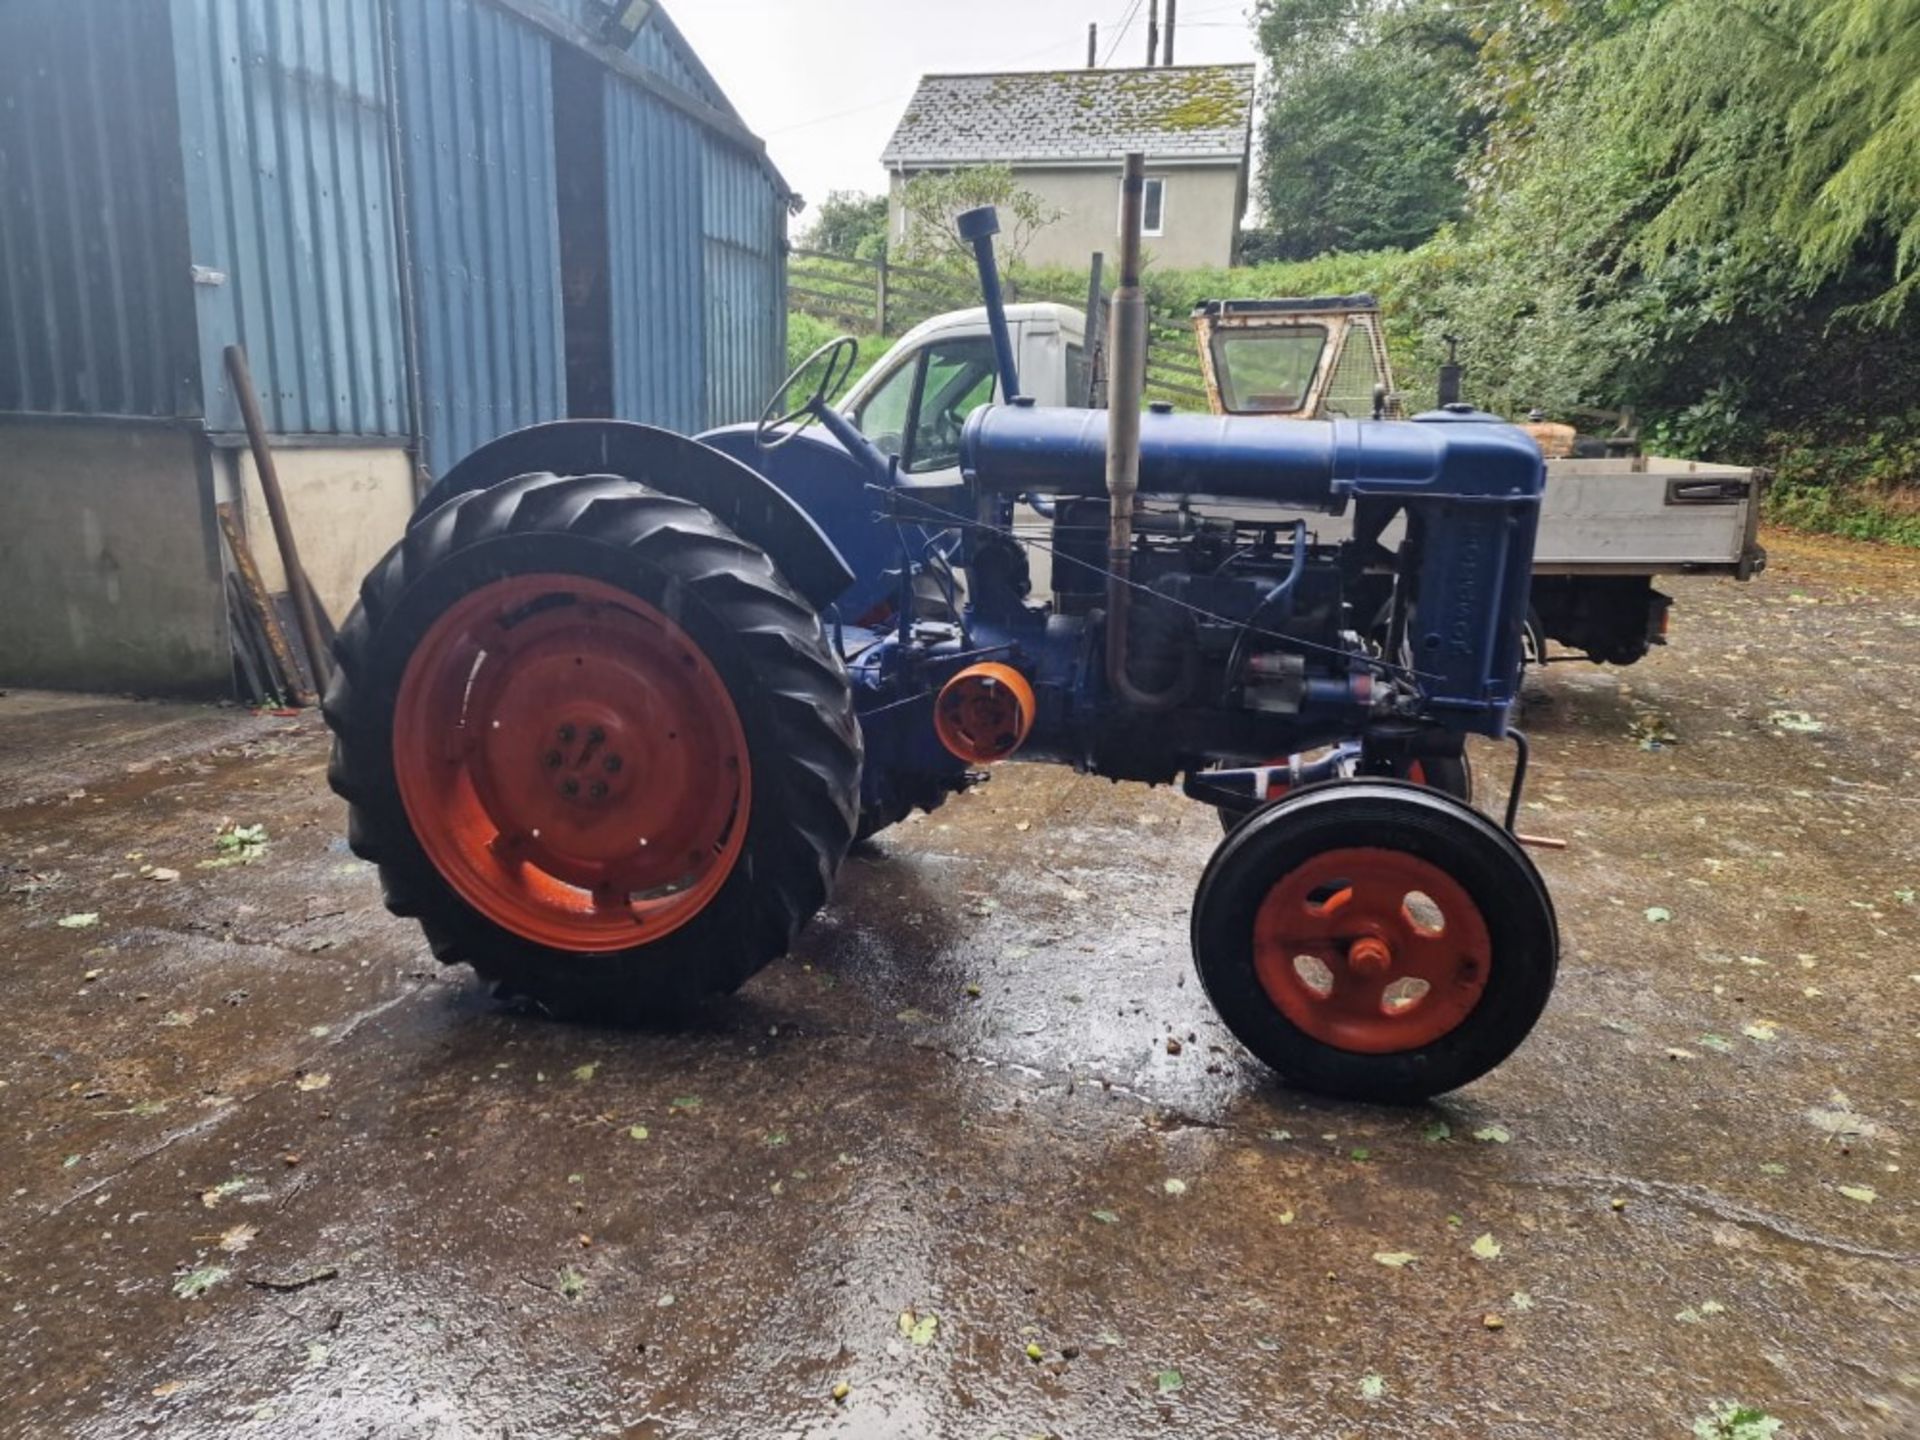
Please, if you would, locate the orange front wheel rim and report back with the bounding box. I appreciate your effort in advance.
[1252,847,1491,1054]
[392,574,751,952]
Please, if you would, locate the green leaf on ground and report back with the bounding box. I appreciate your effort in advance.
[570,1062,599,1083]
[1163,1178,1187,1195]
[1692,1404,1783,1439]
[1837,1184,1877,1204]
[1471,1233,1501,1260]
[670,1096,702,1112]
[1372,1251,1418,1268]
[1422,1120,1452,1142]
[556,1266,586,1299]
[1359,1373,1385,1401]
[1768,710,1825,734]
[57,913,100,929]
[1644,906,1672,923]
[1698,1034,1736,1053]
[627,1125,649,1142]
[173,1265,229,1300]
[906,1312,937,1346]
[1473,1125,1512,1144]
[1091,1208,1120,1224]
[1741,1021,1779,1042]
[1511,1291,1534,1312]
[1155,1368,1184,1395]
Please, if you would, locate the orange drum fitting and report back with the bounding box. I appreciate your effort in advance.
[933,662,1036,764]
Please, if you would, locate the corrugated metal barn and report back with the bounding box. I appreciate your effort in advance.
[0,0,791,692]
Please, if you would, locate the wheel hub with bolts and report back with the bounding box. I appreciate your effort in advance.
[543,719,631,808]
[1250,845,1493,1056]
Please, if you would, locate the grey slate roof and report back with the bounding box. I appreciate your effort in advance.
[881,64,1255,167]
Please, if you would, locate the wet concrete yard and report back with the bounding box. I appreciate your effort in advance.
[2,530,1916,1438]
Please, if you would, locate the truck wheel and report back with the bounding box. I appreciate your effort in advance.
[324,473,862,1018]
[1192,781,1556,1102]
[1215,751,1471,834]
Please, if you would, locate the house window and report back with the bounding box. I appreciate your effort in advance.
[1120,176,1167,238]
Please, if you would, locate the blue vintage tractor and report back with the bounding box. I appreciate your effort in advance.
[325,175,1557,1102]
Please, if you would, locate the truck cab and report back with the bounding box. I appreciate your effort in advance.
[838,303,1090,482]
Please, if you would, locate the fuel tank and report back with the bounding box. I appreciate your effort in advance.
[961,403,1543,508]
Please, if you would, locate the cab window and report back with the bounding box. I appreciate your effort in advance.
[850,359,916,456]
[1210,326,1328,414]
[907,337,997,473]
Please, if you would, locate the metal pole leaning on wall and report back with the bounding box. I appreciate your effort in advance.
[223,344,333,695]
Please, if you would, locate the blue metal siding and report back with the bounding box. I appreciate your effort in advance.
[630,17,730,112]
[393,0,565,472]
[700,140,785,428]
[170,0,407,436]
[0,1,198,418]
[604,85,706,433]
[534,0,725,108]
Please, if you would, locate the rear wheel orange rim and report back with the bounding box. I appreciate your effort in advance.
[392,574,751,952]
[1253,847,1491,1054]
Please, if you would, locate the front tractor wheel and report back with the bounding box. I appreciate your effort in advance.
[324,473,862,1018]
[1192,781,1557,1102]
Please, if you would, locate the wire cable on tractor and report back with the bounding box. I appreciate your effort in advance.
[325,152,1558,1103]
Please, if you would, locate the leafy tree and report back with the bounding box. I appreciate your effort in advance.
[1253,0,1482,258]
[801,190,889,261]
[898,166,1060,268]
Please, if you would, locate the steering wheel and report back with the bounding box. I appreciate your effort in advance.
[757,335,860,450]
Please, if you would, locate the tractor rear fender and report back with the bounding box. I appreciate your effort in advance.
[413,420,856,611]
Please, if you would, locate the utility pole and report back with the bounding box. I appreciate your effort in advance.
[1087,21,1097,66]
[1146,0,1158,65]
[1162,0,1176,64]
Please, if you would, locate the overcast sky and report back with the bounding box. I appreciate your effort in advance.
[664,0,1262,218]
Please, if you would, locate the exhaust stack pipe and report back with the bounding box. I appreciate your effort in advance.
[1104,153,1185,710]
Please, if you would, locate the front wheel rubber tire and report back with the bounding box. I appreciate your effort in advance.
[1215,749,1473,835]
[323,472,862,1019]
[1192,780,1557,1102]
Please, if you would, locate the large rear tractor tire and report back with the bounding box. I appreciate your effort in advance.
[324,473,862,1019]
[1193,781,1557,1102]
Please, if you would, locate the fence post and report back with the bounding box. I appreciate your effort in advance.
[875,252,889,335]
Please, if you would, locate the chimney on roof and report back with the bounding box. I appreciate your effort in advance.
[1146,0,1159,65]
[1163,0,1176,64]
[1087,21,1097,67]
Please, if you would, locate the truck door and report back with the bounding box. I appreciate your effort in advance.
[847,332,1003,483]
